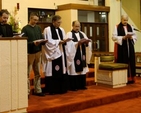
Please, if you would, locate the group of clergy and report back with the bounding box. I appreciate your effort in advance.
[41,15,92,95]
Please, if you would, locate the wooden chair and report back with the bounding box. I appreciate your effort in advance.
[95,55,128,88]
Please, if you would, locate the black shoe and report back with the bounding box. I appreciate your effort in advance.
[127,81,135,84]
[70,89,78,91]
[80,87,87,90]
[34,93,46,96]
[49,92,55,95]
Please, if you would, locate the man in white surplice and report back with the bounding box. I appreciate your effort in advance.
[112,15,137,84]
[42,15,73,94]
[66,20,92,91]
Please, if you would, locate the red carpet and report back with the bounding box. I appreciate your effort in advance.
[27,76,141,113]
[73,97,141,113]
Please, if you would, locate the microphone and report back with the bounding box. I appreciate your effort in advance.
[131,25,141,32]
[133,28,141,32]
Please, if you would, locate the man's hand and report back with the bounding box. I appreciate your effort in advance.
[123,35,132,40]
[64,38,72,42]
[84,39,91,45]
[78,38,91,45]
[33,40,40,46]
[127,34,133,39]
[123,32,134,40]
[59,38,73,44]
[78,39,85,45]
[13,35,21,38]
[59,40,65,44]
[33,39,48,46]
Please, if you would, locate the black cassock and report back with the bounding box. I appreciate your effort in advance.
[114,22,136,83]
[0,24,13,37]
[45,25,68,95]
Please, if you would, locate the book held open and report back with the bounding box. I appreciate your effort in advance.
[127,32,134,36]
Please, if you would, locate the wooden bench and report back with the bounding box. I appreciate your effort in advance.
[89,52,141,86]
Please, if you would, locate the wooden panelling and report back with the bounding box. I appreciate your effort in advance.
[0,38,28,112]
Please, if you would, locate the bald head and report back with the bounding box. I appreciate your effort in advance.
[121,15,128,25]
[72,20,80,26]
[72,20,80,32]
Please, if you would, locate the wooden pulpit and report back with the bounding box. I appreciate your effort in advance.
[0,37,28,113]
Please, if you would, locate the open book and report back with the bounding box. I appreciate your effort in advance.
[80,38,92,42]
[127,32,134,36]
[63,37,74,41]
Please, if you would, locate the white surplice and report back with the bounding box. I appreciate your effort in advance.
[42,26,74,77]
[112,25,137,45]
[112,25,137,57]
[66,31,92,75]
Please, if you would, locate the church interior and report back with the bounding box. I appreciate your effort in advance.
[0,0,141,113]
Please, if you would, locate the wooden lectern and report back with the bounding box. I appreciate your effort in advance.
[0,37,28,113]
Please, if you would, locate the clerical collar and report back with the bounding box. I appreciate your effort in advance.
[0,23,6,25]
[71,30,79,33]
[120,22,127,26]
[51,24,59,29]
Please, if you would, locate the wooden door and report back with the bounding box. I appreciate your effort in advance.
[0,0,2,10]
[37,22,52,32]
[81,22,108,52]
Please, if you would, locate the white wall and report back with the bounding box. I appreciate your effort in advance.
[106,0,141,52]
[122,9,141,52]
[56,9,78,33]
[121,0,141,52]
[106,0,121,52]
[2,0,58,27]
[1,0,98,28]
